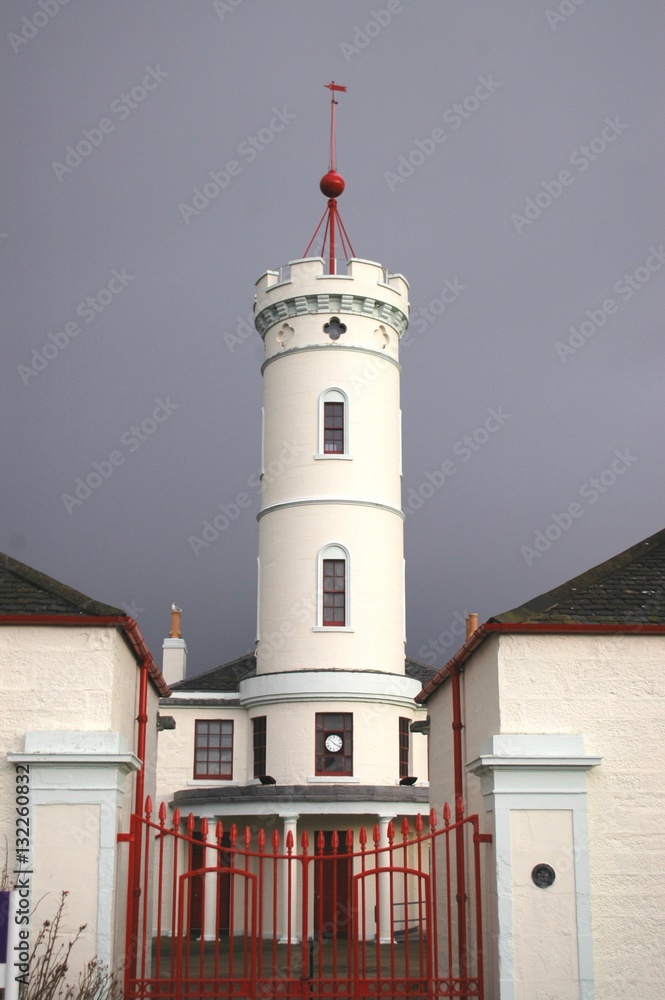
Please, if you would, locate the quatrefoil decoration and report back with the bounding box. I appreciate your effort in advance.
[323,316,347,341]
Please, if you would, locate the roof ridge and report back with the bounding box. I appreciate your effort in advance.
[0,550,123,616]
[492,527,665,623]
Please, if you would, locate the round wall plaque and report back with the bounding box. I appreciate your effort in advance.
[531,863,556,889]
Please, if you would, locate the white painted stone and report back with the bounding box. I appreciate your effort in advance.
[426,630,665,999]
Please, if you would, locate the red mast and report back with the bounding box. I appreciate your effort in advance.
[303,82,355,274]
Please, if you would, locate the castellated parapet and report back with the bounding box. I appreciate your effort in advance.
[254,257,409,364]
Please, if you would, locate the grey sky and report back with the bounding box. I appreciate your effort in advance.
[3,0,663,675]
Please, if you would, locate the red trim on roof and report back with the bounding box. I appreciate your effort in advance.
[0,614,170,697]
[416,621,665,704]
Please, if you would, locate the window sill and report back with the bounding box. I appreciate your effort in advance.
[312,626,355,633]
[314,454,353,461]
[308,776,359,783]
[187,779,238,786]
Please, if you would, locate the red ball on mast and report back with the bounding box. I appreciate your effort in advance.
[320,170,345,198]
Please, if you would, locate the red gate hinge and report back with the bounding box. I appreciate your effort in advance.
[474,833,492,844]
[117,833,134,843]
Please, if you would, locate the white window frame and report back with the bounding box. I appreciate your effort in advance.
[315,388,351,460]
[313,543,353,631]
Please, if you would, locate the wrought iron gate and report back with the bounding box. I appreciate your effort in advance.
[120,798,489,998]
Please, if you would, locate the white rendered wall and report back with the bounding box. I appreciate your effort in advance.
[510,808,579,999]
[155,704,249,805]
[427,631,665,1000]
[34,802,101,965]
[497,633,665,1000]
[257,505,404,673]
[157,692,429,795]
[261,349,402,509]
[0,625,155,980]
[255,257,409,677]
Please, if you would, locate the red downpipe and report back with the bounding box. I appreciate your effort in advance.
[134,653,150,815]
[450,663,468,979]
[126,653,150,982]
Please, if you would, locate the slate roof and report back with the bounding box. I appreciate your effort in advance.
[170,653,438,693]
[173,783,430,808]
[491,528,665,625]
[0,552,124,616]
[170,652,257,692]
[405,657,439,684]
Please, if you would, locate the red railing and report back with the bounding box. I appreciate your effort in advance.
[120,798,488,999]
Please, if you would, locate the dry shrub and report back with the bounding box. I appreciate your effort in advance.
[22,892,121,1000]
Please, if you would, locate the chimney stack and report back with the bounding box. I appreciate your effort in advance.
[162,604,187,686]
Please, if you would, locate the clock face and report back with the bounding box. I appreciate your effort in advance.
[325,734,343,753]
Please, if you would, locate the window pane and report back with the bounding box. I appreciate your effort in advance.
[322,559,345,626]
[194,720,234,779]
[324,401,345,454]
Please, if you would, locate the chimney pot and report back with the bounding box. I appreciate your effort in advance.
[466,613,478,640]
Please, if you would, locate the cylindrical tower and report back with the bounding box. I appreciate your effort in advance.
[254,256,410,676]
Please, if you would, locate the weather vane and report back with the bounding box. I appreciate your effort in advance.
[303,82,355,274]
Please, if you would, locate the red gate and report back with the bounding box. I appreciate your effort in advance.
[120,799,489,999]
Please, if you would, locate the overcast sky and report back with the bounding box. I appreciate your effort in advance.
[3,0,664,677]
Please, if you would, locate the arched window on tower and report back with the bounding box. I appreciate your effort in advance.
[316,544,351,629]
[317,389,349,457]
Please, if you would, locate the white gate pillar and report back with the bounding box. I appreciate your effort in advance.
[377,814,394,943]
[279,813,299,943]
[467,735,601,1000]
[203,864,218,941]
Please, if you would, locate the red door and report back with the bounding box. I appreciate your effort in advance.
[188,835,231,938]
[314,831,351,937]
[188,839,204,937]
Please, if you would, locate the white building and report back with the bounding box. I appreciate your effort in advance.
[0,552,168,979]
[419,528,665,1000]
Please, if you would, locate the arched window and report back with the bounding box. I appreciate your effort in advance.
[318,389,349,457]
[316,544,350,628]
